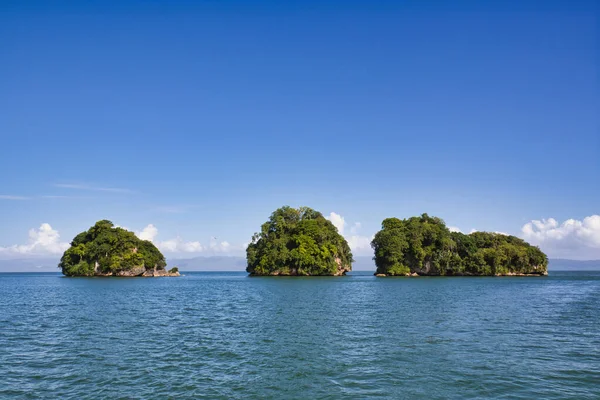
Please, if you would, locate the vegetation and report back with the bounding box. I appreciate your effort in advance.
[371,214,548,276]
[59,220,167,276]
[168,267,179,274]
[246,206,353,276]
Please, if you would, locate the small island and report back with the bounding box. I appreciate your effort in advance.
[371,214,548,276]
[59,220,179,277]
[246,206,353,276]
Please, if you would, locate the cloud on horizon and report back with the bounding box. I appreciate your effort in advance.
[522,215,600,260]
[0,222,235,259]
[3,215,599,261]
[326,212,373,255]
[136,224,234,255]
[0,223,69,258]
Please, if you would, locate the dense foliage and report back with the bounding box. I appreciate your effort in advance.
[246,206,353,275]
[371,214,548,276]
[59,220,166,276]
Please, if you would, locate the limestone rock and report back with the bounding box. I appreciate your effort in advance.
[116,266,146,277]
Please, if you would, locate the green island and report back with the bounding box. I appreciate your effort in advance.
[371,214,548,276]
[246,206,353,276]
[59,220,179,277]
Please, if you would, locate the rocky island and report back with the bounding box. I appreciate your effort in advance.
[246,206,353,276]
[371,214,548,276]
[59,220,179,277]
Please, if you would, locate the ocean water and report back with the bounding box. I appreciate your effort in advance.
[0,271,599,399]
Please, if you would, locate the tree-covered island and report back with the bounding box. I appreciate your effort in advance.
[246,206,353,276]
[59,220,179,277]
[372,214,548,276]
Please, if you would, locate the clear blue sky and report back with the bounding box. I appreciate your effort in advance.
[0,0,598,259]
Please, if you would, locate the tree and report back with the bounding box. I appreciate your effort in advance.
[371,214,548,276]
[246,206,353,276]
[59,220,167,276]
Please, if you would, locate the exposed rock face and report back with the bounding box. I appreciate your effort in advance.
[372,214,549,277]
[249,257,351,277]
[116,266,146,277]
[333,257,350,276]
[60,220,170,277]
[253,268,348,276]
[246,206,353,276]
[412,261,433,275]
[495,271,548,277]
[250,264,350,276]
[91,266,179,277]
[375,272,419,277]
[376,270,548,277]
[142,268,180,277]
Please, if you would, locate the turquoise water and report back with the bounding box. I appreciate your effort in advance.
[1,271,599,399]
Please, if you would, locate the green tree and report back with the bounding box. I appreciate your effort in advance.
[246,206,353,276]
[59,220,167,276]
[371,214,548,276]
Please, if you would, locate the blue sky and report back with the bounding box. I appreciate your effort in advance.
[0,0,598,260]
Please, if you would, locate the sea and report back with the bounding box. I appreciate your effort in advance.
[1,271,598,399]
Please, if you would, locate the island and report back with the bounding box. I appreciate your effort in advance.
[371,214,548,276]
[246,206,353,276]
[59,220,179,277]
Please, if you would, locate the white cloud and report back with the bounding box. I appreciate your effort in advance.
[327,212,346,235]
[521,215,600,259]
[135,224,235,255]
[54,183,133,193]
[0,223,69,258]
[350,222,361,235]
[327,212,373,255]
[449,226,508,236]
[159,237,204,253]
[137,224,158,242]
[209,237,231,252]
[346,235,373,253]
[0,195,30,200]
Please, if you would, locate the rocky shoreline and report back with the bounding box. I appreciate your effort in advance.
[250,266,349,277]
[92,266,180,277]
[375,271,548,277]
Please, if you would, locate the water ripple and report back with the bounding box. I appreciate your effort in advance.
[0,271,599,399]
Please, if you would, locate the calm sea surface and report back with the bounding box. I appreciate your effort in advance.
[1,271,599,399]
